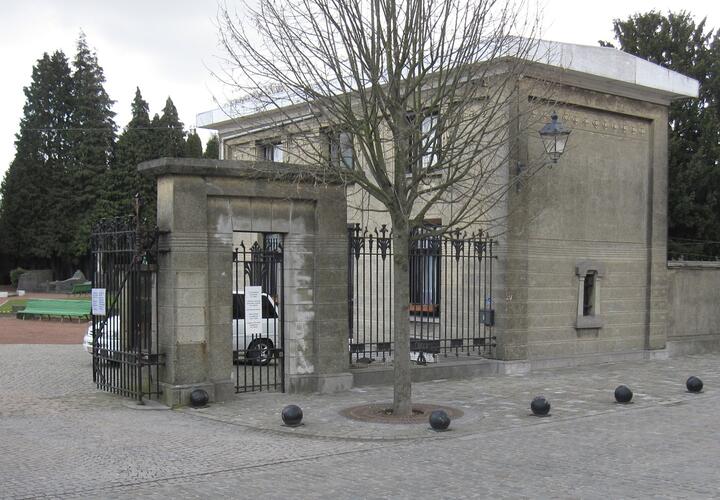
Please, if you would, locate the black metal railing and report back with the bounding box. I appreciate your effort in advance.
[232,236,285,392]
[668,237,720,261]
[90,216,162,401]
[348,224,496,362]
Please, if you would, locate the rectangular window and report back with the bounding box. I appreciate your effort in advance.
[258,142,283,162]
[409,223,441,317]
[421,113,439,170]
[575,261,605,330]
[264,233,282,251]
[328,130,354,169]
[406,111,440,173]
[582,272,596,316]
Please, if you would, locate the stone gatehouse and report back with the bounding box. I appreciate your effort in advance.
[138,40,710,406]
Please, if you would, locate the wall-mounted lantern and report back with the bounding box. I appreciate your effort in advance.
[539,112,571,163]
[515,111,572,192]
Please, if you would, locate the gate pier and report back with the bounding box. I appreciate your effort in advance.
[140,158,351,407]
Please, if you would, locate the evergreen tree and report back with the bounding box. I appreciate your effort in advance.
[149,112,162,157]
[108,92,191,223]
[158,97,185,157]
[604,11,720,259]
[110,87,157,219]
[67,32,117,256]
[184,129,203,158]
[0,51,74,262]
[204,134,220,159]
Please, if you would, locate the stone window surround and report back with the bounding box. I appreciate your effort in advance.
[323,128,354,170]
[575,260,605,330]
[257,139,284,162]
[405,109,440,174]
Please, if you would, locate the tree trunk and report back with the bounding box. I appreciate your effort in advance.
[391,214,412,416]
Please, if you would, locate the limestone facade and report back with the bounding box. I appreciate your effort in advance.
[192,41,703,381]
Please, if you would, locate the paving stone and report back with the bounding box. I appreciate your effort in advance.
[1,343,719,499]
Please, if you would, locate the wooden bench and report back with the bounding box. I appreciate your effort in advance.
[16,299,91,321]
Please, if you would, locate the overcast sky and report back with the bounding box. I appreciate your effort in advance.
[1,0,719,183]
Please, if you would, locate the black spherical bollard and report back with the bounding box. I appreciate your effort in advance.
[614,385,633,404]
[686,376,704,393]
[189,388,209,408]
[530,396,551,416]
[281,404,304,426]
[429,410,451,431]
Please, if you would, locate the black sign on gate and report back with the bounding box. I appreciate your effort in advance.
[232,234,285,393]
[90,214,162,401]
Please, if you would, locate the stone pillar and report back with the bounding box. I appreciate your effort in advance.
[283,195,352,393]
[141,158,351,405]
[154,174,234,407]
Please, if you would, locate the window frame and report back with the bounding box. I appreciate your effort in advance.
[257,140,283,162]
[324,128,354,170]
[406,110,441,174]
[409,221,442,318]
[575,260,605,330]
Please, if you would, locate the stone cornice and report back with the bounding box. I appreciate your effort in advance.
[138,157,345,185]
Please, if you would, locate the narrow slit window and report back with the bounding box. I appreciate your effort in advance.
[583,272,596,316]
[575,261,604,330]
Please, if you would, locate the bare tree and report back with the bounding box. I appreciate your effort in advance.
[217,0,545,416]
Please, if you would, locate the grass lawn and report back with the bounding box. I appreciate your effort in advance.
[0,298,28,314]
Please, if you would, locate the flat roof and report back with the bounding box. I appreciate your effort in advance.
[197,39,699,129]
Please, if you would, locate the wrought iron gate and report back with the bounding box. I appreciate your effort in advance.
[232,234,284,392]
[348,224,496,362]
[90,216,162,400]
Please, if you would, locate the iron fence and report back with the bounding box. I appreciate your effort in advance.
[668,237,720,261]
[232,236,285,392]
[90,216,162,401]
[348,224,496,362]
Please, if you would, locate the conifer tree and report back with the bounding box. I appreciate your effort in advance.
[158,97,185,157]
[204,135,220,159]
[110,87,157,219]
[109,92,191,223]
[149,113,162,157]
[67,32,117,255]
[185,129,203,158]
[0,51,74,263]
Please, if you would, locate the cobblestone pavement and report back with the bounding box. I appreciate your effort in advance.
[2,343,719,499]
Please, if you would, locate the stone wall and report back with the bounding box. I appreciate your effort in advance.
[501,82,670,367]
[17,270,53,292]
[666,262,720,355]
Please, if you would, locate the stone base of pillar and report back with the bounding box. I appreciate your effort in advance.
[287,372,354,394]
[160,378,235,408]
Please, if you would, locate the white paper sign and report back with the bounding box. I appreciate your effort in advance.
[91,288,106,316]
[244,286,263,336]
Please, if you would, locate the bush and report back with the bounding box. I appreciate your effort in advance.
[10,267,28,288]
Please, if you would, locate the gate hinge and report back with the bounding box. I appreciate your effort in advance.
[140,352,166,366]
